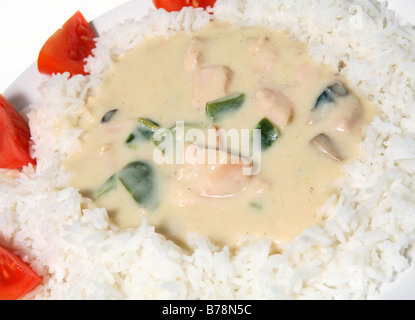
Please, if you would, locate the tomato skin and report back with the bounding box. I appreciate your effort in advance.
[0,95,36,169]
[153,0,217,12]
[0,246,42,300]
[38,11,96,77]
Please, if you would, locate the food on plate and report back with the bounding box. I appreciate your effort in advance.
[64,22,376,251]
[0,245,42,300]
[0,94,36,169]
[1,0,415,300]
[37,11,96,77]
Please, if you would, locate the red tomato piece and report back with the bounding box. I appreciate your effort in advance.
[153,0,217,12]
[38,11,96,77]
[0,246,42,300]
[0,94,36,169]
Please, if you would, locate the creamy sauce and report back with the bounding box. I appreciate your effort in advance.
[65,23,376,251]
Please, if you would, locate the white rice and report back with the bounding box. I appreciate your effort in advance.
[1,0,415,299]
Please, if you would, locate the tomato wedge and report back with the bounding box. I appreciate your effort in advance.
[0,245,42,300]
[38,11,96,77]
[0,94,36,169]
[153,0,217,12]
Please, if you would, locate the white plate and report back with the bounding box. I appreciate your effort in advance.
[3,0,415,300]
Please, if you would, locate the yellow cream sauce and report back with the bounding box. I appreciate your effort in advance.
[65,23,376,251]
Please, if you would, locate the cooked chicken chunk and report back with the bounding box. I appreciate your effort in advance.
[328,95,363,134]
[192,66,233,110]
[176,145,252,198]
[247,36,277,72]
[183,36,204,72]
[256,88,294,128]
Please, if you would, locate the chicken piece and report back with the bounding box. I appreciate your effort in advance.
[247,36,269,54]
[176,145,252,198]
[295,64,317,85]
[247,36,277,72]
[192,66,233,110]
[328,95,363,134]
[183,36,204,72]
[256,88,294,128]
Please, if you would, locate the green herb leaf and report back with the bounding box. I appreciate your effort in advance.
[170,122,206,142]
[126,118,160,145]
[206,93,245,123]
[96,174,117,198]
[256,117,279,150]
[249,202,263,210]
[118,161,157,210]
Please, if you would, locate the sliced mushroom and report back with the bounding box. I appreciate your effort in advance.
[313,82,349,110]
[308,81,363,134]
[309,134,343,162]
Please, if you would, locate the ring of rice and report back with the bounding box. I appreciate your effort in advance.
[1,0,415,299]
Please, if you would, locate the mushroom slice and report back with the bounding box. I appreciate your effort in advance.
[309,134,343,162]
[308,81,349,125]
[308,81,363,134]
[313,82,349,111]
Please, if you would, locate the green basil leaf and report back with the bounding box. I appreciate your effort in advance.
[126,118,160,145]
[206,93,245,123]
[96,174,117,198]
[256,117,279,150]
[118,161,157,210]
